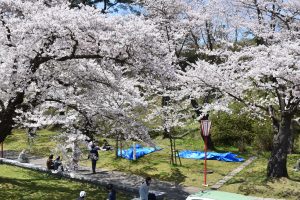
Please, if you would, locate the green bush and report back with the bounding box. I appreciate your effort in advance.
[210,111,254,148]
[209,103,274,152]
[252,120,274,151]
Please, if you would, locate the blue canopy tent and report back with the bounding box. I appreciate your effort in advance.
[118,144,162,160]
[178,150,244,162]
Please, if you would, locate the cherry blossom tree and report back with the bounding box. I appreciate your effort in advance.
[0,0,174,143]
[141,0,246,150]
[183,0,300,178]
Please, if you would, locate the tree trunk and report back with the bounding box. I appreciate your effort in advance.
[267,113,292,178]
[205,21,214,51]
[191,99,215,150]
[0,92,25,143]
[162,96,171,139]
[115,134,119,158]
[287,128,294,154]
[169,136,174,165]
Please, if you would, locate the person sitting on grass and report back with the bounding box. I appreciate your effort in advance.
[77,191,86,200]
[101,139,113,151]
[54,156,64,171]
[46,154,54,170]
[294,159,300,171]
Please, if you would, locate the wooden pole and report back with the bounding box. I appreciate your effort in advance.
[133,142,136,161]
[1,142,3,158]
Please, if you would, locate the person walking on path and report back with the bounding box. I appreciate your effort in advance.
[106,183,116,200]
[139,177,155,200]
[77,191,86,200]
[88,144,99,174]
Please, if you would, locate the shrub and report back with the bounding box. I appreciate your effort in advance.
[210,111,254,147]
[252,120,274,151]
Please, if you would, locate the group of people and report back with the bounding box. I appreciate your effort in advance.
[46,154,64,171]
[76,177,155,200]
[46,140,156,200]
[45,139,112,173]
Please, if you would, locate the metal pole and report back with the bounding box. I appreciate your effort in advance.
[204,136,208,186]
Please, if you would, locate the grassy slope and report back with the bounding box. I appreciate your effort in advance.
[82,136,243,188]
[5,129,56,157]
[221,153,300,200]
[0,164,131,200]
[3,129,300,199]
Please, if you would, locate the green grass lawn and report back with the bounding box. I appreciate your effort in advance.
[221,153,300,200]
[0,164,132,200]
[5,129,57,157]
[4,129,244,187]
[3,129,300,199]
[81,136,243,188]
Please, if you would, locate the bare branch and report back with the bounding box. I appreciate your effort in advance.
[0,99,5,112]
[268,105,279,132]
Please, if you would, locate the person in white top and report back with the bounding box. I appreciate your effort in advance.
[139,177,152,200]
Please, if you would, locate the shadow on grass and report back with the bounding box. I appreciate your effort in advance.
[288,176,300,182]
[157,167,186,186]
[0,177,80,200]
[0,168,133,200]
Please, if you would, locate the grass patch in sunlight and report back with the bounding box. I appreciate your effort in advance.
[0,164,132,200]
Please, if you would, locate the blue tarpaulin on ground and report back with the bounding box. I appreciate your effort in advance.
[118,144,162,160]
[178,150,244,162]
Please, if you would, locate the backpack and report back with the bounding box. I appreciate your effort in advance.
[89,152,98,161]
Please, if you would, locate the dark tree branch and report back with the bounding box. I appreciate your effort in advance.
[176,35,188,57]
[268,105,279,131]
[205,20,214,51]
[275,88,285,112]
[44,98,91,125]
[0,99,5,113]
[171,131,190,139]
[0,15,13,47]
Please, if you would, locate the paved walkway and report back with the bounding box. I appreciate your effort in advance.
[0,156,198,200]
[0,152,281,200]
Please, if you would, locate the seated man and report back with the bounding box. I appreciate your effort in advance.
[54,156,64,171]
[18,149,29,163]
[101,139,113,151]
[46,154,54,170]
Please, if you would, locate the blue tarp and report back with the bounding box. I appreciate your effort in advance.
[178,150,244,162]
[118,144,162,160]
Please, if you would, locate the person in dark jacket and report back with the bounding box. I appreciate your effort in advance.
[88,144,99,174]
[46,154,54,170]
[106,183,116,200]
[54,156,64,171]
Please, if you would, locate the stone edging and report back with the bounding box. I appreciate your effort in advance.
[210,156,257,190]
[0,158,169,199]
[0,158,138,195]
